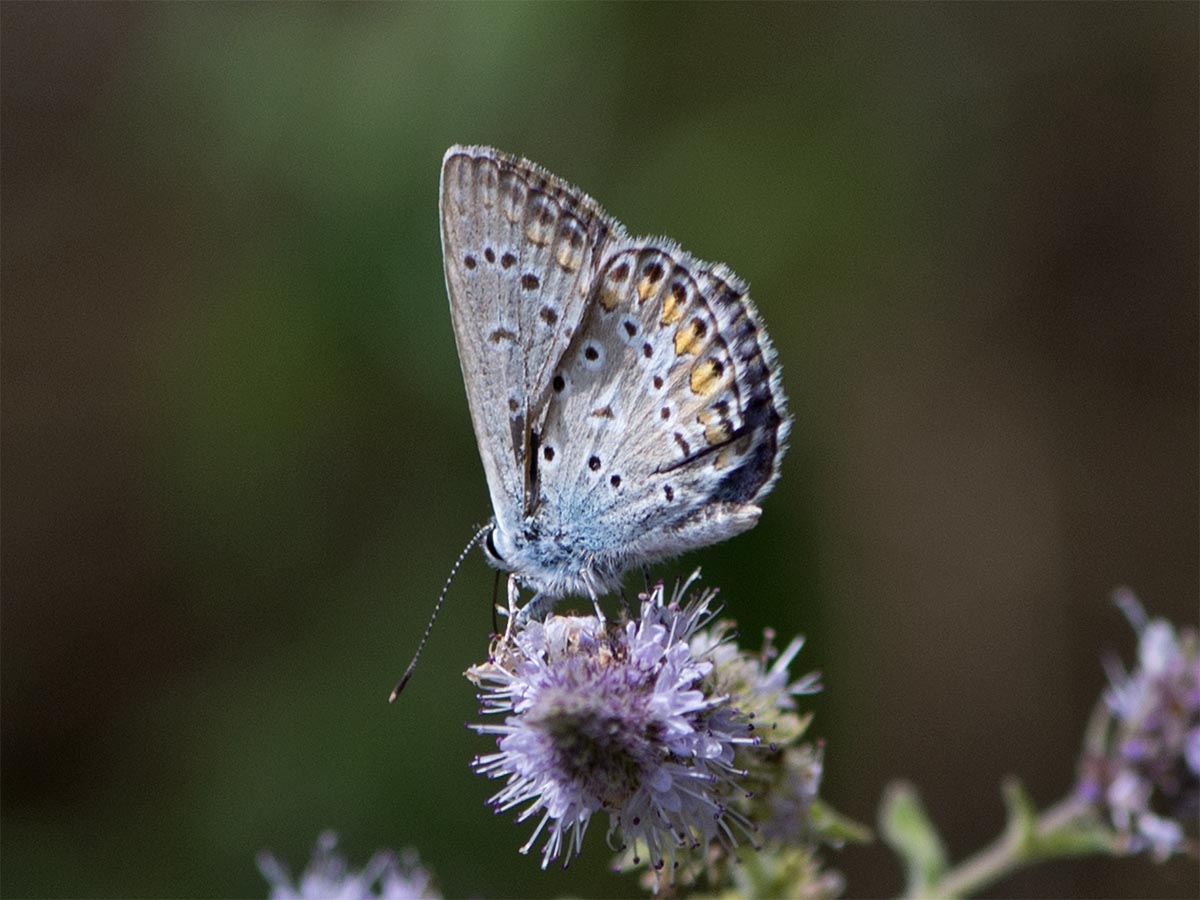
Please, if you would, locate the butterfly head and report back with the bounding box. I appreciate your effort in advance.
[478,517,625,602]
[481,519,511,567]
[480,519,539,579]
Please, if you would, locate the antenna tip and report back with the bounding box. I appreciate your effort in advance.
[388,671,413,704]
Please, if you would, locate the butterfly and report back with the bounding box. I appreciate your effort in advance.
[440,145,789,616]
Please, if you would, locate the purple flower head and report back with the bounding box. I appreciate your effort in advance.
[258,832,439,900]
[1078,590,1199,860]
[467,573,821,884]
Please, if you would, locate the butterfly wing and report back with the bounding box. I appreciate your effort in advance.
[440,146,623,531]
[532,238,790,573]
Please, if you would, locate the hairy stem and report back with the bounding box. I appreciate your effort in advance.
[928,793,1095,899]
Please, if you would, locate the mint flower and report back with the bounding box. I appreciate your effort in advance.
[258,832,439,900]
[1078,591,1200,859]
[467,574,817,882]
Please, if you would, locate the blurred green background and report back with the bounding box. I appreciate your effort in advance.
[2,3,1196,898]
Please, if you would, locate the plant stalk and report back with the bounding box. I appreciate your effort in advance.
[928,793,1094,899]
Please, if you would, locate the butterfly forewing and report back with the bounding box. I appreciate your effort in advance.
[440,146,621,527]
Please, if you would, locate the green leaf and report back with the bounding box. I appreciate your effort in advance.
[1001,777,1039,852]
[1036,820,1120,858]
[879,780,949,897]
[810,799,873,846]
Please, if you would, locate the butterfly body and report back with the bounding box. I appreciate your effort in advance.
[440,146,789,607]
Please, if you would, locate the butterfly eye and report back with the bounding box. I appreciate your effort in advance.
[483,527,506,563]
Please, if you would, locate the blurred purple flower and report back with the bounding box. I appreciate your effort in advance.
[258,832,439,900]
[1078,590,1199,860]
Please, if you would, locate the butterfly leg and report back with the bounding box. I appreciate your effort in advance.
[617,588,632,620]
[490,570,505,637]
[515,589,555,625]
[496,576,524,645]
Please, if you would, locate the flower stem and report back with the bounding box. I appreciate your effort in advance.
[928,791,1098,899]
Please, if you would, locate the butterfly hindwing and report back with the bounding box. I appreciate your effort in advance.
[533,238,790,566]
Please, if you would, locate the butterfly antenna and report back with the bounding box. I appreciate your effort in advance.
[389,522,491,703]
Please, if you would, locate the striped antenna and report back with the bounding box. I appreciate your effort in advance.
[389,522,491,702]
